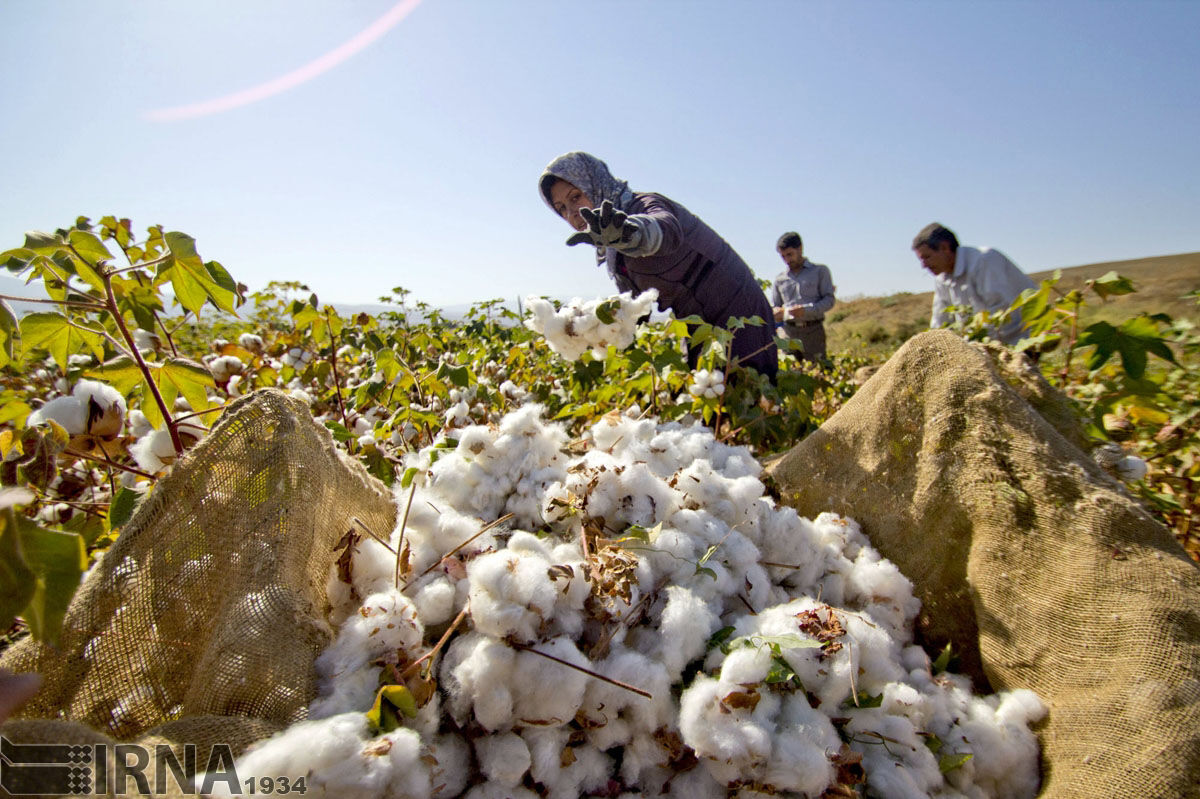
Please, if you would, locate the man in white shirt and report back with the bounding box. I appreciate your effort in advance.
[912,222,1036,345]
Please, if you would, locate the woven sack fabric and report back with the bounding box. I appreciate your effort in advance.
[767,330,1200,799]
[1,389,397,790]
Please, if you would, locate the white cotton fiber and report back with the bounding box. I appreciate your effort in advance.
[475,731,531,786]
[413,577,458,625]
[654,585,719,679]
[280,402,1049,798]
[207,714,428,799]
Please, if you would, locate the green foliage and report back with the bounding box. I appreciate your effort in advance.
[1,213,1197,654]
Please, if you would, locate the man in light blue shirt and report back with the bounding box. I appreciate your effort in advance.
[912,222,1036,345]
[771,231,836,362]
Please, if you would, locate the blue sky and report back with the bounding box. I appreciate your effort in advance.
[2,1,1197,310]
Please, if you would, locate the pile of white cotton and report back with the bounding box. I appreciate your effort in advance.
[228,405,1045,799]
[523,290,659,361]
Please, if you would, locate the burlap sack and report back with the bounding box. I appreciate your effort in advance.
[767,330,1200,799]
[1,389,397,796]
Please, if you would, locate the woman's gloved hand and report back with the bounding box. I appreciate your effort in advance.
[566,200,643,251]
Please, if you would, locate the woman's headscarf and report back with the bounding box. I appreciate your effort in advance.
[538,152,634,215]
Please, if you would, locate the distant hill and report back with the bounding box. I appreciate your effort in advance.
[826,252,1200,358]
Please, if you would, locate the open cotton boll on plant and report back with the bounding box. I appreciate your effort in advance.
[523,290,660,361]
[223,393,1050,799]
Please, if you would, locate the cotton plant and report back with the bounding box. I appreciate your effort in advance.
[523,290,660,361]
[687,369,725,399]
[228,404,1045,798]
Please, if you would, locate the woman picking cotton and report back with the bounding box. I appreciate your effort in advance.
[538,151,778,381]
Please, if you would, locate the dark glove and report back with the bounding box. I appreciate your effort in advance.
[565,200,642,250]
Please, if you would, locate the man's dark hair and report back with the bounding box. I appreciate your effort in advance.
[777,231,803,250]
[912,223,958,251]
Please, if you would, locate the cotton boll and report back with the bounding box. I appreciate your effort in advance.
[509,637,591,726]
[654,585,719,680]
[756,505,826,590]
[325,590,424,675]
[348,536,403,600]
[467,548,559,643]
[762,694,839,796]
[578,647,673,751]
[308,663,380,719]
[717,643,774,687]
[677,674,779,782]
[659,764,726,799]
[427,733,470,798]
[413,577,458,626]
[522,726,613,799]
[238,332,264,353]
[126,409,153,438]
[28,395,87,435]
[843,709,942,799]
[843,547,921,640]
[441,632,517,731]
[69,379,127,437]
[209,714,430,799]
[208,355,244,382]
[944,691,1046,799]
[130,429,177,473]
[474,731,531,787]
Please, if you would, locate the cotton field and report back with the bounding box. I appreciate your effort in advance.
[219,404,1046,799]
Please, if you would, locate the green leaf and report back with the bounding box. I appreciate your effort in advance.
[1,248,37,274]
[0,493,37,631]
[291,304,321,331]
[22,231,66,254]
[622,522,660,543]
[160,231,237,315]
[765,656,798,685]
[15,515,87,647]
[730,633,822,653]
[401,466,421,488]
[932,642,953,673]
[0,399,31,427]
[435,361,471,388]
[595,299,618,325]
[325,420,353,443]
[0,298,16,365]
[708,625,736,652]
[67,228,114,271]
[85,355,146,397]
[157,358,215,416]
[366,684,417,733]
[845,691,883,708]
[108,487,140,530]
[939,752,973,773]
[19,312,105,371]
[204,260,240,307]
[1088,271,1136,300]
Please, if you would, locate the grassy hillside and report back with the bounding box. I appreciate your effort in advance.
[827,251,1200,359]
